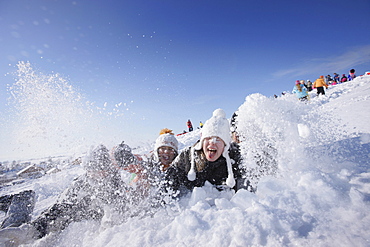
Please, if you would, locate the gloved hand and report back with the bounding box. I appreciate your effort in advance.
[113,142,136,167]
[0,224,38,246]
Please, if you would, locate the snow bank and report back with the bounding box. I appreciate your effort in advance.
[2,76,369,246]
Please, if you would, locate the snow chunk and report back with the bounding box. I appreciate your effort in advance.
[297,124,310,138]
[230,189,257,210]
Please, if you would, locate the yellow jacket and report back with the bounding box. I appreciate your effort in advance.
[313,78,328,88]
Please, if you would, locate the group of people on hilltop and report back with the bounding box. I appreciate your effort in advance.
[325,69,356,85]
[292,69,357,101]
[0,108,261,245]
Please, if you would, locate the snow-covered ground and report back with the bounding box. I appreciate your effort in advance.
[1,75,370,246]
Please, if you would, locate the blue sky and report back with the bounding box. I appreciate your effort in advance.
[0,0,369,153]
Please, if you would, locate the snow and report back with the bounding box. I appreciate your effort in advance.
[1,74,370,246]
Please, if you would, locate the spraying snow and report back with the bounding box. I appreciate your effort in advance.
[0,62,129,160]
[0,67,369,246]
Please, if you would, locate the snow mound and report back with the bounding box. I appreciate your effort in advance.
[2,76,370,247]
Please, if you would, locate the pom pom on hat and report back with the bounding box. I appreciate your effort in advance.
[159,128,174,135]
[188,109,235,187]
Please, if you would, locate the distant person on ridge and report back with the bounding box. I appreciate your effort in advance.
[349,69,356,80]
[341,74,348,83]
[306,80,313,91]
[199,121,203,128]
[325,75,333,85]
[299,80,307,88]
[333,73,340,83]
[187,119,193,132]
[313,75,328,96]
[292,80,308,101]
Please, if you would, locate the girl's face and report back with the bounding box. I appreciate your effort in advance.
[202,136,225,162]
[158,146,176,168]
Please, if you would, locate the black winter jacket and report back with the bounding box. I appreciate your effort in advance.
[164,142,249,195]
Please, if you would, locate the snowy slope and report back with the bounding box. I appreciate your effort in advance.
[1,75,370,247]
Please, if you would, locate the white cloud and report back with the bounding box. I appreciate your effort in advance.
[273,44,370,78]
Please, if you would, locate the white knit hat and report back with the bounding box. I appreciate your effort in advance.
[153,129,179,162]
[188,109,235,187]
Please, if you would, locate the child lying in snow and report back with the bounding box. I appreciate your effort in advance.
[163,109,254,198]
